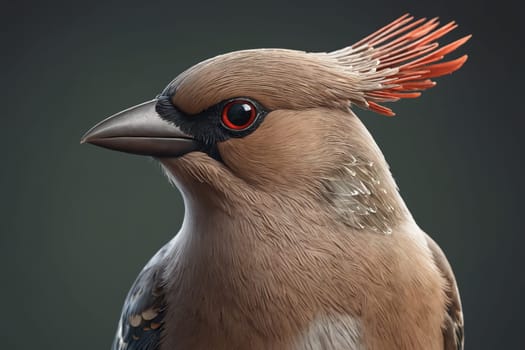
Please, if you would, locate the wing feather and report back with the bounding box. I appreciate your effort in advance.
[112,247,169,350]
[425,235,464,350]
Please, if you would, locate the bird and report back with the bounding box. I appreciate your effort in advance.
[82,13,469,350]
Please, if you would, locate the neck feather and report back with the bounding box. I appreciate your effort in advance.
[319,110,410,234]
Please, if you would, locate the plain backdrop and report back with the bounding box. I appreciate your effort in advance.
[1,0,523,348]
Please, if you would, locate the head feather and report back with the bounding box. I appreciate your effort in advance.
[322,13,471,116]
[168,14,470,117]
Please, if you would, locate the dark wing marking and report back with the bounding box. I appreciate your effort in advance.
[425,235,464,350]
[112,256,167,350]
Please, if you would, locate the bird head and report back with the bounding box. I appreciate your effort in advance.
[82,14,469,232]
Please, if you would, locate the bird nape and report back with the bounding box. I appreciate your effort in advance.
[82,13,468,350]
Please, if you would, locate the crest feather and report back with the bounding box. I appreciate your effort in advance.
[327,13,471,116]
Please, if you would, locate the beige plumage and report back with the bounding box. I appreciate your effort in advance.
[83,14,468,350]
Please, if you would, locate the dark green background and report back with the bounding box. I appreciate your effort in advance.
[2,0,523,348]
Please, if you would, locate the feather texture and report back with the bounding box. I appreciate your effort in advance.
[168,15,469,118]
[324,14,470,116]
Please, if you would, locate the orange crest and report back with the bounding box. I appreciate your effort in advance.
[340,14,471,116]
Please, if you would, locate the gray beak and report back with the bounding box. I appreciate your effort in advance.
[81,100,200,157]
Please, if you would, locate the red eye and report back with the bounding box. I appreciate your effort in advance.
[221,100,257,131]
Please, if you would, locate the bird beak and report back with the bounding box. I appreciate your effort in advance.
[80,99,200,157]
